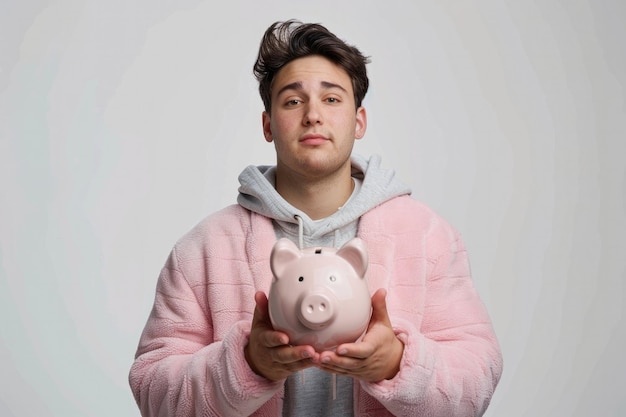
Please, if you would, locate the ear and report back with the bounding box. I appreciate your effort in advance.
[262,111,273,143]
[354,106,367,140]
[270,238,301,278]
[336,238,368,277]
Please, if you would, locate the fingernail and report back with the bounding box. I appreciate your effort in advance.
[302,351,310,358]
[338,349,348,355]
[321,357,330,363]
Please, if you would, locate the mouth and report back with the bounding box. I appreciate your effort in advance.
[300,133,330,146]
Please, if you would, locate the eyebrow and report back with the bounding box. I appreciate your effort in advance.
[275,81,348,98]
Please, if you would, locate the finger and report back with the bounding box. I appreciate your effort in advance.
[253,291,270,323]
[251,291,289,347]
[330,342,372,360]
[259,330,289,348]
[275,345,317,365]
[320,351,358,366]
[318,355,367,376]
[370,288,392,326]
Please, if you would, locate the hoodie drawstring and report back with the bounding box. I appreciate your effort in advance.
[294,214,304,250]
[293,214,338,400]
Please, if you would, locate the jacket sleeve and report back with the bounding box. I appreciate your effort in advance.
[128,246,283,417]
[360,224,503,416]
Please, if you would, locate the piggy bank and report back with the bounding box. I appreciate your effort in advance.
[268,237,372,352]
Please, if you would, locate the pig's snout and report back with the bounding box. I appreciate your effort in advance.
[298,292,336,329]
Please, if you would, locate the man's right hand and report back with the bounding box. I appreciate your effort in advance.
[244,291,319,381]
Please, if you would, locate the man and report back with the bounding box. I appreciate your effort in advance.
[129,20,503,416]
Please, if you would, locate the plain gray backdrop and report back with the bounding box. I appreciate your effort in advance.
[1,0,625,416]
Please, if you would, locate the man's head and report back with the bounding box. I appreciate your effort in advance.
[253,20,370,113]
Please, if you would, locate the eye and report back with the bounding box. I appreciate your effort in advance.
[298,276,304,282]
[325,97,340,103]
[286,99,301,106]
[329,275,336,282]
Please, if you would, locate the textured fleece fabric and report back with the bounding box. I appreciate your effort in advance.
[129,155,503,417]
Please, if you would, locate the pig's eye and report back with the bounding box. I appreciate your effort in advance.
[298,276,304,282]
[329,275,336,282]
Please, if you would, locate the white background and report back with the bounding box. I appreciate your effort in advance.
[1,0,624,416]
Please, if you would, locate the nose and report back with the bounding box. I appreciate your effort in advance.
[298,293,335,329]
[303,102,322,126]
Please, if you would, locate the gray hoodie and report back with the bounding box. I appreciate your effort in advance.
[237,154,411,417]
[237,153,411,249]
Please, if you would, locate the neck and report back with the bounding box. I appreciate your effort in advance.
[275,165,354,220]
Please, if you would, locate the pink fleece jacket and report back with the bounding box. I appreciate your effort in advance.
[129,195,503,416]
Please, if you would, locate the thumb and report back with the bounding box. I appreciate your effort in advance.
[370,288,392,326]
[251,291,271,327]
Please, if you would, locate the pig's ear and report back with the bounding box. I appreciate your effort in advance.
[270,238,301,279]
[336,238,368,277]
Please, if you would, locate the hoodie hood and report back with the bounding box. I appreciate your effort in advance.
[236,154,411,247]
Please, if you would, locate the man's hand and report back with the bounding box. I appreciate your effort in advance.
[316,288,404,382]
[244,291,319,381]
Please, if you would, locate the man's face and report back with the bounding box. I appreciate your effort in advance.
[262,55,367,182]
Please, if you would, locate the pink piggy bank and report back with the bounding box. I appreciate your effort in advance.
[268,237,372,352]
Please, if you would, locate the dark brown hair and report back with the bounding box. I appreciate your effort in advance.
[253,20,370,112]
